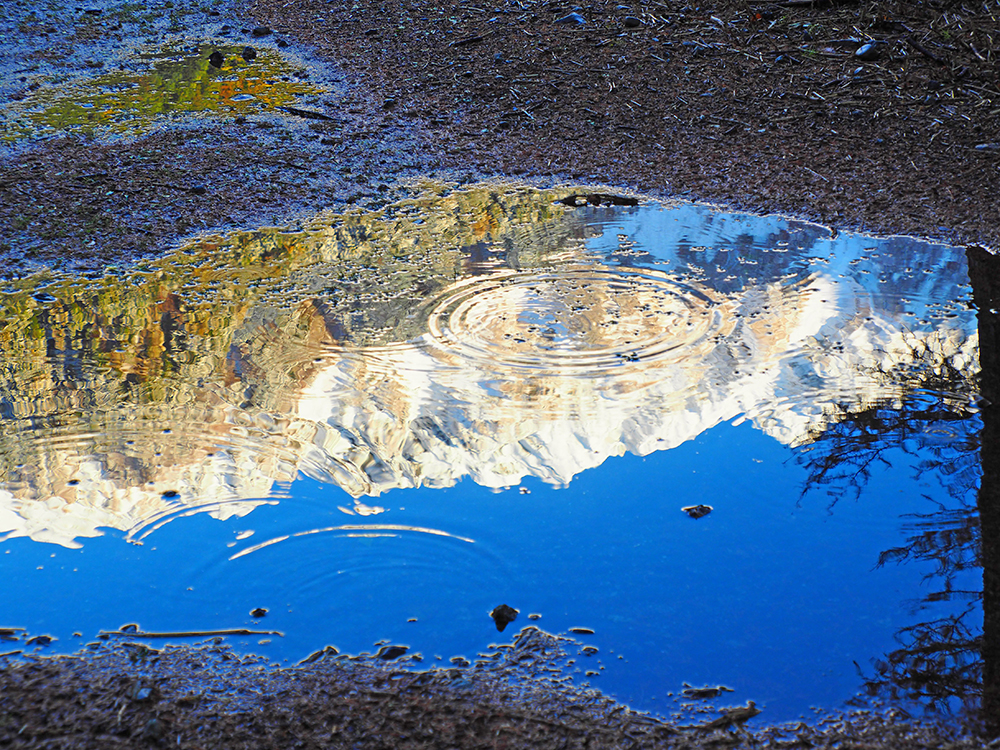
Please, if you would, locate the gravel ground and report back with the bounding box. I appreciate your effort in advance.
[0,634,989,749]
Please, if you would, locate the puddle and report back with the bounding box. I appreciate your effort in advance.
[1,42,322,142]
[0,185,985,725]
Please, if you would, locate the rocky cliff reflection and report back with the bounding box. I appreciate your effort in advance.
[0,185,978,548]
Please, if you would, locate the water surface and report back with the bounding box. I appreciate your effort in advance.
[0,186,982,724]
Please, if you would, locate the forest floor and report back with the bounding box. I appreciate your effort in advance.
[0,631,990,749]
[0,0,998,276]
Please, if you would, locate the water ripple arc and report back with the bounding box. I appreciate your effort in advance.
[420,267,730,374]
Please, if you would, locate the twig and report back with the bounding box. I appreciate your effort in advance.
[99,628,283,638]
[907,36,948,65]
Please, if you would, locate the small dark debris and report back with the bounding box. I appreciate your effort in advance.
[277,106,338,121]
[450,34,485,47]
[377,645,409,660]
[208,51,224,68]
[300,645,339,664]
[624,16,642,28]
[854,42,880,61]
[554,12,586,24]
[490,604,519,632]
[527,613,542,620]
[683,684,735,699]
[241,46,257,61]
[250,608,268,618]
[559,193,638,207]
[568,627,594,635]
[582,646,599,656]
[188,185,207,196]
[276,38,289,47]
[26,635,54,647]
[161,490,180,499]
[682,505,713,519]
[251,26,272,37]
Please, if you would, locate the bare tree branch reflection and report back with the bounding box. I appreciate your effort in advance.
[797,370,983,718]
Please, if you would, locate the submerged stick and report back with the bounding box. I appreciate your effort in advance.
[99,628,283,639]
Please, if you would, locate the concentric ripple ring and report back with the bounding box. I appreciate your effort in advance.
[422,267,730,373]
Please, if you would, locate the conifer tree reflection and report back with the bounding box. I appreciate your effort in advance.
[795,294,987,724]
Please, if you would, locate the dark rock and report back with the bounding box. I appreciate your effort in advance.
[161,489,180,499]
[490,603,519,632]
[241,46,257,61]
[208,50,224,69]
[624,16,642,27]
[376,645,408,660]
[188,185,207,196]
[559,192,638,207]
[682,504,713,519]
[300,645,339,663]
[683,684,735,699]
[555,12,586,24]
[854,42,880,61]
[250,607,268,618]
[277,38,289,47]
[252,26,272,37]
[528,613,542,620]
[568,627,595,635]
[27,635,54,646]
[582,645,599,656]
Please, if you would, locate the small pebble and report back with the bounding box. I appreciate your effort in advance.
[855,42,880,61]
[555,12,586,24]
[241,46,257,61]
[624,16,642,27]
[251,26,272,37]
[682,504,713,519]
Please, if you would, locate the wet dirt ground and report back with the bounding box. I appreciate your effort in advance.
[0,635,988,749]
[0,0,998,745]
[1,0,998,275]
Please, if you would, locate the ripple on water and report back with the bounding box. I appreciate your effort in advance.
[420,266,731,375]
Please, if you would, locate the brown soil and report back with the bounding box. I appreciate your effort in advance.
[2,0,999,273]
[0,635,986,749]
[249,0,1000,248]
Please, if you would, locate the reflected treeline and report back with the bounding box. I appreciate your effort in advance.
[796,245,1000,733]
[0,184,592,544]
[0,185,980,553]
[799,396,983,715]
[1,43,319,141]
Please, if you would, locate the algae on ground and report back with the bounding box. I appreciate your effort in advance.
[1,43,321,142]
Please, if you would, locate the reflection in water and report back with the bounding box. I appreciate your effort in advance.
[0,185,978,541]
[1,43,321,141]
[0,184,985,723]
[798,398,982,717]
